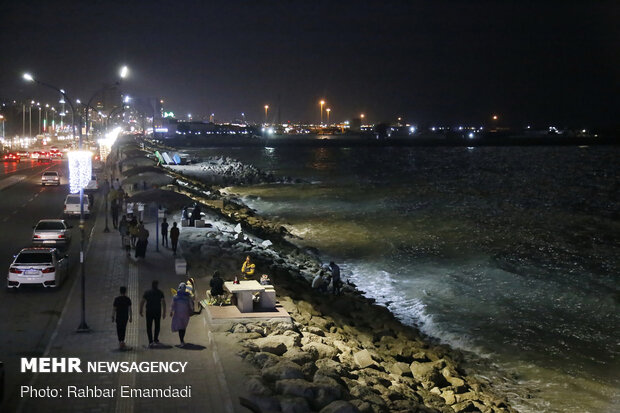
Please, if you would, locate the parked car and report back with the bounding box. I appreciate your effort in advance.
[37,151,52,162]
[7,247,69,289]
[16,150,30,158]
[32,219,72,247]
[64,194,90,218]
[2,152,20,162]
[41,171,60,186]
[50,147,62,158]
[84,173,98,192]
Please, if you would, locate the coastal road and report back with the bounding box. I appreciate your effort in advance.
[0,158,98,411]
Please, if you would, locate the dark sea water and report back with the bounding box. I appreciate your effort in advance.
[185,144,619,412]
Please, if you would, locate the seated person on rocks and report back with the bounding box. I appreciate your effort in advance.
[241,256,256,280]
[312,271,328,293]
[207,271,226,304]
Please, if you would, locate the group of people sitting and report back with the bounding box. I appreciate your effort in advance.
[205,256,272,305]
[312,261,342,295]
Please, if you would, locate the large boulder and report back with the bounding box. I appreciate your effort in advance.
[410,360,449,389]
[263,360,305,382]
[314,358,347,383]
[348,385,386,408]
[275,379,316,400]
[353,349,378,369]
[245,376,273,396]
[388,362,412,377]
[302,342,340,359]
[254,335,297,356]
[319,400,361,413]
[249,352,281,369]
[297,300,321,316]
[283,349,317,366]
[278,395,312,413]
[313,376,344,409]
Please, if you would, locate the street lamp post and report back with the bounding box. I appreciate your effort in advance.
[45,104,49,133]
[326,108,331,125]
[23,72,90,333]
[264,105,269,124]
[85,66,128,142]
[29,101,33,138]
[319,100,325,125]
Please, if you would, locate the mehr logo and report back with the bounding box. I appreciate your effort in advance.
[21,358,82,373]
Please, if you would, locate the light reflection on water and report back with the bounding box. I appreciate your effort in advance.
[195,145,620,412]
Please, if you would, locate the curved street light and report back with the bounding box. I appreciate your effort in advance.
[23,72,89,332]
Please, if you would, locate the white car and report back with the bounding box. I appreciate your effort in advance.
[84,173,98,192]
[64,194,90,218]
[41,171,60,186]
[7,248,69,289]
[32,219,72,247]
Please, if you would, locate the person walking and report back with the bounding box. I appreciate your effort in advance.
[118,215,130,256]
[111,198,120,229]
[139,280,166,348]
[170,283,193,347]
[170,222,180,256]
[329,261,341,295]
[112,286,132,350]
[160,217,169,247]
[129,216,139,248]
[135,223,149,259]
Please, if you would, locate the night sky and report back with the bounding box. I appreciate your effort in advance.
[1,0,618,127]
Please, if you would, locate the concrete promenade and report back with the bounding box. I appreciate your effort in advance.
[16,194,250,413]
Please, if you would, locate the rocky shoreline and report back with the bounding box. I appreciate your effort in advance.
[116,138,517,413]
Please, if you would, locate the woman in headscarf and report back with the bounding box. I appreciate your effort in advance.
[170,282,193,347]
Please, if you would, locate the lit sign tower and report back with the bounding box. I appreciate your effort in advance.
[68,151,92,194]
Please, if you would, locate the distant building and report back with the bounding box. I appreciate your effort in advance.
[350,118,362,132]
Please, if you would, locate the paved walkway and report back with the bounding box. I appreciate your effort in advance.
[17,195,249,413]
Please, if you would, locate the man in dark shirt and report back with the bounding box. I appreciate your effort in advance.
[170,222,180,256]
[329,261,341,295]
[112,286,132,349]
[160,217,169,247]
[139,280,166,347]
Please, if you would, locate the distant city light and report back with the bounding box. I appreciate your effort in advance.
[119,65,129,78]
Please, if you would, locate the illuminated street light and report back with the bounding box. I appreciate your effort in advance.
[319,100,325,124]
[119,65,129,79]
[492,114,499,120]
[264,105,269,123]
[23,71,90,332]
[326,108,331,125]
